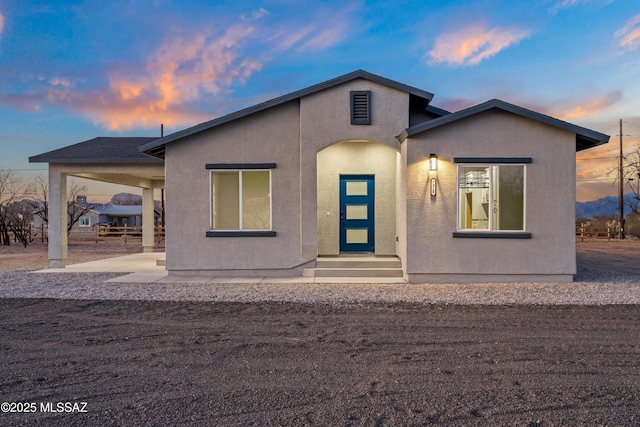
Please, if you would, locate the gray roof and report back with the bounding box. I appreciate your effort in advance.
[29,137,163,164]
[139,69,435,158]
[92,204,144,216]
[397,99,610,151]
[424,104,451,117]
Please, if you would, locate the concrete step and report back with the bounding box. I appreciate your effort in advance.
[314,256,401,269]
[304,256,403,278]
[309,267,403,278]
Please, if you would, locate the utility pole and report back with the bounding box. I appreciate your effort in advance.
[160,124,166,230]
[619,119,624,239]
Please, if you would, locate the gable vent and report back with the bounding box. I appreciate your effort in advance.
[350,91,371,125]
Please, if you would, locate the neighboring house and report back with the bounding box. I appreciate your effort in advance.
[32,199,161,231]
[32,70,609,282]
[90,203,161,228]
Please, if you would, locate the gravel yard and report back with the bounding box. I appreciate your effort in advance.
[1,239,640,426]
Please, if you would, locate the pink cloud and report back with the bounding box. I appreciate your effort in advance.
[1,6,360,131]
[554,90,622,120]
[616,14,640,51]
[428,24,531,66]
[43,22,264,131]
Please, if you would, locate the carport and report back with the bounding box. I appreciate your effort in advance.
[29,137,165,268]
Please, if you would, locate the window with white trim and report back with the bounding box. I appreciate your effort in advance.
[79,216,91,227]
[210,170,271,230]
[458,164,525,231]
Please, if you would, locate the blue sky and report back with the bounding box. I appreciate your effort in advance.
[0,0,639,201]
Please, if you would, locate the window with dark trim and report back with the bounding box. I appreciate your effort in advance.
[457,163,526,233]
[350,91,371,125]
[208,164,276,237]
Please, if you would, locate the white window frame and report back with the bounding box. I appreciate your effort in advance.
[209,169,273,231]
[456,163,527,233]
[79,216,91,227]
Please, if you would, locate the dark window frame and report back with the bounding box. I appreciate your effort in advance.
[207,163,276,237]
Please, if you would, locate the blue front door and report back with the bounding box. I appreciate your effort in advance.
[339,175,374,252]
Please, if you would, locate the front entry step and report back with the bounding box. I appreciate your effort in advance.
[303,256,403,278]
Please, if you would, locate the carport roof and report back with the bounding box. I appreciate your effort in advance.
[29,137,163,164]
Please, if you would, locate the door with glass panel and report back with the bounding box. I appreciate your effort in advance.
[339,175,374,252]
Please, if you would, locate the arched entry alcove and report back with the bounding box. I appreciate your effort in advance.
[317,139,399,256]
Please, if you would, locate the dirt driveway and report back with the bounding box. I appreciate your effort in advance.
[1,300,639,426]
[577,239,640,275]
[1,239,640,425]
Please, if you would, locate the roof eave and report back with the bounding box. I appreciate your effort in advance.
[29,157,163,164]
[139,69,435,158]
[401,99,610,151]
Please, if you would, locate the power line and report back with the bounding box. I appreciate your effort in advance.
[576,177,616,183]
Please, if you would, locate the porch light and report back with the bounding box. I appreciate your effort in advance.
[429,153,438,171]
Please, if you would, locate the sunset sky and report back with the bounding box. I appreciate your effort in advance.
[0,0,639,202]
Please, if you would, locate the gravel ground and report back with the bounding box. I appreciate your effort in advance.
[2,246,640,425]
[1,264,639,304]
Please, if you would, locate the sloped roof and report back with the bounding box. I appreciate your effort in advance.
[30,137,162,164]
[397,99,609,151]
[139,69,435,158]
[88,203,160,217]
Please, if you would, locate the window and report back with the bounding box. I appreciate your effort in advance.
[458,164,525,231]
[79,217,91,227]
[350,91,371,125]
[210,170,271,231]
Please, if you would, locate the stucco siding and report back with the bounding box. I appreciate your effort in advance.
[405,109,576,282]
[165,101,305,275]
[301,79,408,257]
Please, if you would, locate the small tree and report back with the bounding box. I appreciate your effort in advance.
[31,175,93,235]
[6,200,35,247]
[0,170,33,246]
[610,143,640,214]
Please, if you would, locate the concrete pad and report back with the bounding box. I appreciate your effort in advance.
[314,277,407,284]
[35,253,166,274]
[207,277,264,283]
[156,276,213,284]
[107,272,168,283]
[261,276,316,284]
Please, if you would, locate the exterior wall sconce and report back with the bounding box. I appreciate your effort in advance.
[429,153,438,171]
[429,154,438,197]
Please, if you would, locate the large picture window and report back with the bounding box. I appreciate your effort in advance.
[211,170,271,230]
[458,164,525,231]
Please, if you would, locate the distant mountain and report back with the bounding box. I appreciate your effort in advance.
[111,193,142,205]
[576,193,637,219]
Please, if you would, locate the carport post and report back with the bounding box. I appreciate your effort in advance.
[48,166,68,268]
[142,187,154,253]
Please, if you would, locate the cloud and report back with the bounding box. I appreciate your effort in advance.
[435,98,477,112]
[0,9,4,37]
[549,0,579,13]
[82,4,360,130]
[0,5,360,131]
[427,24,530,66]
[43,21,264,130]
[269,3,359,52]
[555,90,623,120]
[616,14,640,51]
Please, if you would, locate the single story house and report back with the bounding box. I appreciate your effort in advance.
[84,203,161,228]
[31,70,609,282]
[32,198,161,231]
